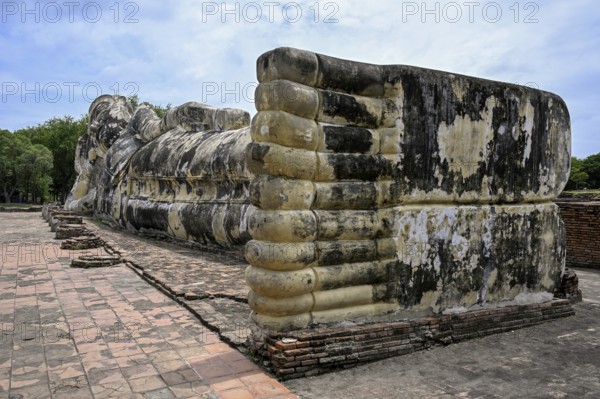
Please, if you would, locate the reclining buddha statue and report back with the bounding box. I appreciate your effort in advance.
[66,47,571,331]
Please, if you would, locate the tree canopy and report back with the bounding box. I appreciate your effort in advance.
[0,130,54,203]
[13,115,87,202]
[566,154,600,190]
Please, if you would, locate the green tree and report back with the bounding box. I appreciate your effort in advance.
[0,130,28,202]
[566,157,589,190]
[581,153,600,189]
[0,130,17,202]
[153,103,172,118]
[15,144,53,204]
[15,115,87,201]
[128,94,139,109]
[127,94,171,117]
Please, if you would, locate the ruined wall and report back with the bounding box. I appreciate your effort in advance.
[557,201,600,269]
[245,48,570,330]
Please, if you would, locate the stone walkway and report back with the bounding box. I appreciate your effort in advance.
[84,221,253,347]
[0,213,297,398]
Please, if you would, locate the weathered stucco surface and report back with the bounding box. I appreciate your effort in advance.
[248,47,570,330]
[66,96,252,246]
[65,47,571,331]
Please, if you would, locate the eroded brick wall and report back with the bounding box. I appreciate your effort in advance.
[262,299,574,379]
[557,201,600,269]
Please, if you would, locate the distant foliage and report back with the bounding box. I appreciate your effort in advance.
[128,94,171,118]
[128,94,140,109]
[0,130,54,203]
[153,102,172,118]
[566,154,600,190]
[11,115,87,202]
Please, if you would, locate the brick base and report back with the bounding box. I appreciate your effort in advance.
[257,299,574,380]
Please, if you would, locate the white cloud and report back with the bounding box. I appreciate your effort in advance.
[0,0,598,156]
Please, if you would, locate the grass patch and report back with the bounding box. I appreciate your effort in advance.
[563,189,600,195]
[562,190,600,199]
[0,203,39,208]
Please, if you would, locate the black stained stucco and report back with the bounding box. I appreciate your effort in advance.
[321,183,377,210]
[381,68,568,200]
[248,142,271,170]
[317,241,376,266]
[389,206,562,310]
[316,53,383,97]
[327,154,392,181]
[210,135,237,178]
[178,131,221,175]
[322,125,374,153]
[128,128,251,182]
[317,263,386,291]
[67,48,570,328]
[317,211,386,240]
[179,204,217,244]
[126,202,170,233]
[91,103,131,149]
[396,70,486,195]
[223,204,252,245]
[262,46,568,199]
[320,90,380,128]
[76,134,95,166]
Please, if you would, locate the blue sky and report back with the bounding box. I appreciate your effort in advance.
[1,0,598,157]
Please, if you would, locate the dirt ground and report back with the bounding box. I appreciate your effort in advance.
[285,268,600,399]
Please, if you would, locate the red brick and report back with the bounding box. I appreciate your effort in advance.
[275,341,297,350]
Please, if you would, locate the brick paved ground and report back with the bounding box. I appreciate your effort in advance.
[85,220,253,347]
[0,213,297,399]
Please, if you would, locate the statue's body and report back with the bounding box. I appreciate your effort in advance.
[66,95,251,245]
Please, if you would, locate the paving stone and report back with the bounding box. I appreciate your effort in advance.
[216,386,255,399]
[128,375,166,393]
[114,354,151,369]
[49,375,90,397]
[153,359,189,374]
[168,381,213,398]
[0,378,8,393]
[86,222,248,301]
[90,381,133,399]
[86,367,124,385]
[47,362,86,381]
[121,363,158,380]
[6,382,52,399]
[140,387,176,399]
[160,368,202,386]
[184,298,252,346]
